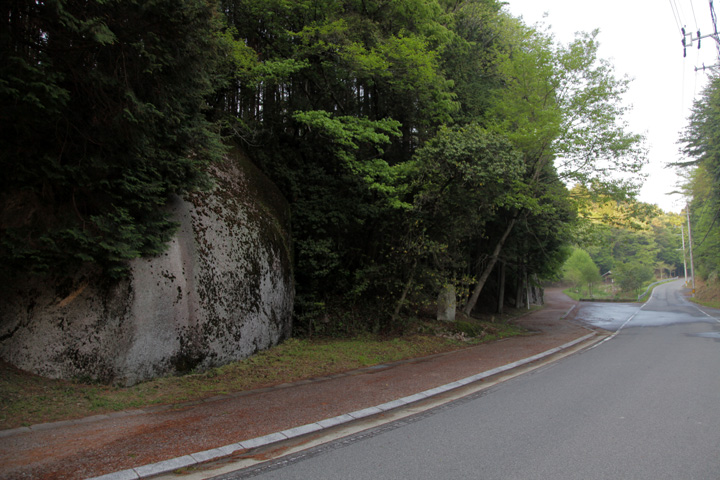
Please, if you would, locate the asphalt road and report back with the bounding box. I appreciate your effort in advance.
[217,281,720,480]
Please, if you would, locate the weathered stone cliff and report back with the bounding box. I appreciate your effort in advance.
[0,150,293,385]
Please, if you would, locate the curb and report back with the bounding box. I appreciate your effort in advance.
[0,307,578,440]
[88,332,599,480]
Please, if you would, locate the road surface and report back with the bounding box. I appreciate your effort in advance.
[213,280,720,480]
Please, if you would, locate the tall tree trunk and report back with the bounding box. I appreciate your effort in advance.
[463,217,517,315]
[515,264,526,308]
[391,259,417,324]
[531,274,543,305]
[525,270,531,309]
[496,260,506,315]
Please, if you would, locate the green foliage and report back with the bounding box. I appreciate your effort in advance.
[454,320,486,337]
[0,0,652,334]
[384,125,525,311]
[213,0,649,327]
[487,25,646,192]
[571,185,685,280]
[563,248,601,296]
[650,213,684,277]
[216,0,472,332]
[440,0,505,123]
[679,75,720,280]
[291,110,404,200]
[615,261,654,294]
[1,0,226,278]
[687,166,720,279]
[681,75,720,196]
[460,16,644,314]
[412,124,524,241]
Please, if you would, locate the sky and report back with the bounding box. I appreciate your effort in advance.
[504,0,720,213]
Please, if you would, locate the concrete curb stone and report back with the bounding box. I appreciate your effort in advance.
[86,333,598,480]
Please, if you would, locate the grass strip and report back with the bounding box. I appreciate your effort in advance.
[0,319,525,430]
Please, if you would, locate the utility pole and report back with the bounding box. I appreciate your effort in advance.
[683,28,720,69]
[681,1,720,69]
[686,204,696,295]
[681,224,688,285]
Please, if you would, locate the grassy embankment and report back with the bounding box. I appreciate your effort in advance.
[564,277,720,308]
[563,283,641,302]
[0,310,531,430]
[563,278,678,302]
[691,279,720,309]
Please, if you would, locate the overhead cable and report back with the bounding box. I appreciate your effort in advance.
[670,0,683,31]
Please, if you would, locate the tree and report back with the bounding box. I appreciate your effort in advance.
[387,124,523,317]
[210,2,645,329]
[411,125,524,255]
[217,0,510,331]
[571,185,684,282]
[563,248,601,296]
[680,74,720,205]
[219,0,459,161]
[679,75,720,280]
[1,0,226,278]
[615,261,654,295]
[685,164,720,279]
[440,0,506,124]
[650,213,684,277]
[462,20,646,314]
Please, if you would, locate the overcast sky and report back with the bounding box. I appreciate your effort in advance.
[504,0,719,213]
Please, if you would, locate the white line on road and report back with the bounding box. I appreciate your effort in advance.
[587,285,658,350]
[688,303,720,323]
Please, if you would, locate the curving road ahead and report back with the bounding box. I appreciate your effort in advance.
[578,279,719,331]
[216,280,720,480]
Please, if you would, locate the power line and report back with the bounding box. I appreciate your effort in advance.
[696,206,720,247]
[710,0,720,58]
[690,0,699,29]
[670,0,683,31]
[679,1,720,69]
[677,0,688,24]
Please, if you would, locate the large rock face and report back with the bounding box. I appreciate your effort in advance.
[0,151,293,385]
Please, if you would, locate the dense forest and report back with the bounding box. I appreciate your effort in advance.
[563,194,685,297]
[679,74,720,285]
[5,0,715,336]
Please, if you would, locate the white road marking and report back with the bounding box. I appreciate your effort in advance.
[587,286,657,350]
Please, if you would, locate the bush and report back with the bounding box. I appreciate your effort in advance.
[615,261,654,294]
